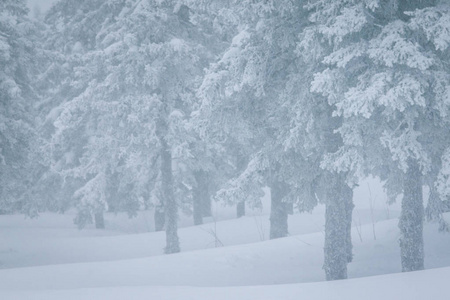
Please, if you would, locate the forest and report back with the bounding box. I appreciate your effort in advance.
[1,0,450,298]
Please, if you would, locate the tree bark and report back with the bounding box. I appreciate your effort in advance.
[202,180,212,218]
[323,174,354,280]
[343,184,354,263]
[270,181,289,239]
[94,211,105,229]
[154,204,165,232]
[193,170,211,225]
[193,192,203,225]
[237,201,245,218]
[160,138,180,254]
[235,154,247,219]
[399,159,424,272]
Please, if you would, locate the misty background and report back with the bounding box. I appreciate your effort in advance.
[1,1,449,299]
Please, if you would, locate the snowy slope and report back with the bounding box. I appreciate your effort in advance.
[0,181,448,299]
[0,213,449,290]
[1,260,449,300]
[0,208,395,269]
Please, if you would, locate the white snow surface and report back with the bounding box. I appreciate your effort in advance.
[2,268,449,300]
[0,184,449,299]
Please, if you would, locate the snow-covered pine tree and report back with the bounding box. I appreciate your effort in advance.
[0,0,41,214]
[287,65,355,279]
[41,0,127,229]
[192,1,257,221]
[48,0,215,252]
[165,1,243,226]
[306,0,450,272]
[196,0,323,239]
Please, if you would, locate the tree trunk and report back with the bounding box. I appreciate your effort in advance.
[343,184,354,263]
[160,138,180,254]
[323,174,354,280]
[202,182,212,218]
[237,201,245,218]
[154,204,165,232]
[235,154,247,219]
[270,181,289,239]
[193,170,211,225]
[399,159,424,272]
[193,192,203,225]
[94,211,105,229]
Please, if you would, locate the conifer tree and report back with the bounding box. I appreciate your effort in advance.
[197,0,323,239]
[46,0,215,252]
[305,0,450,273]
[0,0,41,214]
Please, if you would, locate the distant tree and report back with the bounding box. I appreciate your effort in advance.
[41,0,125,228]
[0,0,41,215]
[196,0,327,241]
[47,0,215,253]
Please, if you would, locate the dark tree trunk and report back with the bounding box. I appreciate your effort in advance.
[399,159,424,272]
[323,174,354,280]
[235,154,248,219]
[343,184,354,263]
[160,138,179,254]
[94,211,105,229]
[154,204,165,232]
[193,171,211,225]
[202,182,212,218]
[193,193,203,225]
[270,181,289,239]
[237,201,245,218]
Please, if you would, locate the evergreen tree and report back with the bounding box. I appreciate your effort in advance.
[41,0,126,228]
[0,0,41,214]
[196,0,323,239]
[305,0,450,273]
[46,0,215,252]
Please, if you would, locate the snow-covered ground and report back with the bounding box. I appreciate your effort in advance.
[2,267,450,300]
[0,182,449,299]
